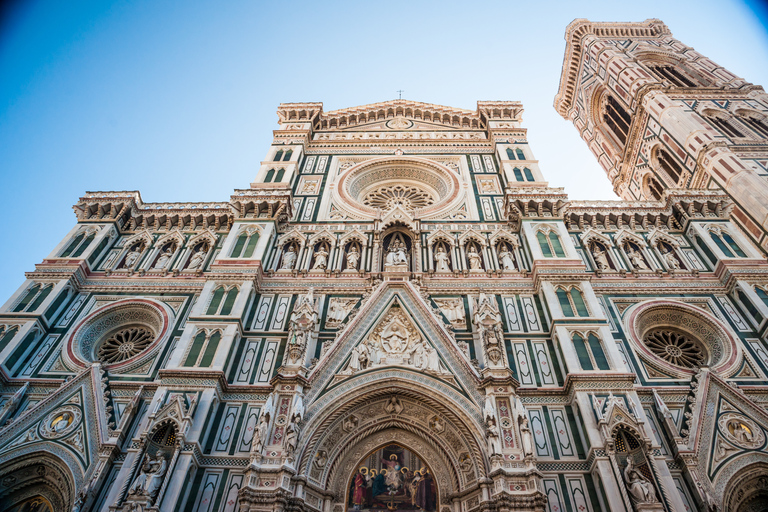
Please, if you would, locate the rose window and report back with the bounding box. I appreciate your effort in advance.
[642,329,706,368]
[362,185,435,211]
[97,326,156,364]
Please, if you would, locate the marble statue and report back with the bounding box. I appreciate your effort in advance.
[498,244,515,270]
[312,244,329,270]
[627,247,648,270]
[129,450,168,499]
[467,245,483,270]
[623,459,658,504]
[435,245,451,271]
[281,245,297,270]
[153,247,173,270]
[346,245,360,270]
[662,247,680,269]
[123,246,142,268]
[592,246,610,270]
[187,247,206,270]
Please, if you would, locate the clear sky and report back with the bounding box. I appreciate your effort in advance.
[1,0,767,299]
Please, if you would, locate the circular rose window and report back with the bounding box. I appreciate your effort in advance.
[625,300,743,378]
[333,157,462,220]
[642,329,707,368]
[65,298,173,371]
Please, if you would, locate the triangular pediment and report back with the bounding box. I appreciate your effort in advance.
[0,364,114,482]
[686,369,768,493]
[308,282,481,403]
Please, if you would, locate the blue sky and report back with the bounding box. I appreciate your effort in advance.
[1,0,767,299]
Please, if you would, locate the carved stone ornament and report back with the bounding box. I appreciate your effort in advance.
[40,406,81,439]
[433,298,466,329]
[326,298,358,329]
[718,412,765,449]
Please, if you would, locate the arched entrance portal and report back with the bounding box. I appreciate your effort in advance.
[0,452,76,512]
[347,444,438,512]
[723,462,768,512]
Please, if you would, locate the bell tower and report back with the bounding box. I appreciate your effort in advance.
[554,18,768,250]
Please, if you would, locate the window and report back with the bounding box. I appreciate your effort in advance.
[507,148,516,160]
[283,149,293,161]
[274,150,284,162]
[710,229,746,258]
[756,287,768,308]
[737,290,762,324]
[0,326,19,351]
[706,113,745,138]
[60,230,95,258]
[738,113,768,138]
[206,286,239,316]
[648,65,696,87]
[275,168,285,182]
[572,332,609,370]
[264,169,275,182]
[537,230,566,257]
[556,286,589,317]
[230,229,260,258]
[645,175,664,200]
[516,148,525,160]
[13,284,54,313]
[604,96,632,145]
[183,330,222,367]
[523,168,534,181]
[656,149,683,185]
[513,168,524,181]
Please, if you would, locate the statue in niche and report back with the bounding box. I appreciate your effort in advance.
[591,244,611,271]
[286,288,317,366]
[423,342,440,372]
[434,244,451,272]
[153,244,174,270]
[252,413,269,455]
[486,417,501,455]
[129,450,168,500]
[346,244,360,270]
[284,417,299,456]
[123,244,143,268]
[312,243,329,270]
[519,416,533,457]
[498,243,515,270]
[623,459,658,504]
[467,244,483,270]
[281,244,298,270]
[385,234,408,268]
[326,298,357,329]
[187,244,207,270]
[435,298,465,329]
[626,244,649,270]
[660,243,680,269]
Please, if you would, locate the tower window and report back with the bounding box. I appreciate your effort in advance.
[572,332,610,370]
[523,167,534,181]
[604,96,632,145]
[516,148,525,160]
[739,113,768,138]
[556,286,589,317]
[513,167,524,181]
[537,229,566,258]
[507,148,516,160]
[648,65,696,87]
[283,149,293,161]
[645,174,664,200]
[656,149,683,185]
[706,113,745,139]
[274,150,284,162]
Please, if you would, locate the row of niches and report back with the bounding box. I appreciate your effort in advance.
[61,298,174,373]
[273,229,523,274]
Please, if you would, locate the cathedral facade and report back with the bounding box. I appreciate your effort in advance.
[1,18,768,512]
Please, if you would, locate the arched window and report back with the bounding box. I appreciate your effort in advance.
[0,326,19,351]
[705,112,745,138]
[571,332,609,370]
[60,230,95,258]
[283,149,293,161]
[645,174,664,200]
[183,330,222,367]
[737,290,762,324]
[656,149,683,184]
[710,229,746,258]
[275,168,285,182]
[13,284,53,313]
[537,229,566,258]
[648,65,696,87]
[264,169,275,183]
[756,287,768,308]
[604,96,632,145]
[506,148,516,160]
[230,229,260,258]
[206,286,239,315]
[274,150,284,162]
[738,112,768,138]
[513,168,524,181]
[516,148,525,160]
[556,287,589,317]
[523,168,534,181]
